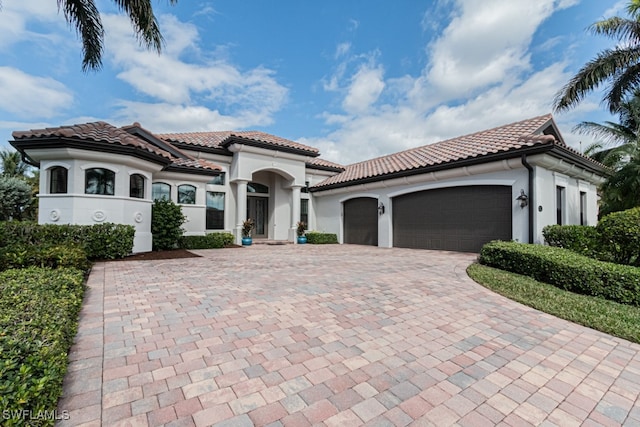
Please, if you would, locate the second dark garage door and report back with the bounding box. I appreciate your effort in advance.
[393,185,512,252]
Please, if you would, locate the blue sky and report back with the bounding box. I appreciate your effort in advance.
[0,0,627,164]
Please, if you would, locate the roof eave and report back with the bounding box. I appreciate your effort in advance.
[169,141,232,157]
[222,136,320,158]
[10,137,173,167]
[163,165,223,176]
[305,163,345,173]
[310,144,558,192]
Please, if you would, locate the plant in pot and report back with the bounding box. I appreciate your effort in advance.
[242,218,255,246]
[296,221,307,244]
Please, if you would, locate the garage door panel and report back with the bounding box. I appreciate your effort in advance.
[344,197,378,246]
[393,186,512,252]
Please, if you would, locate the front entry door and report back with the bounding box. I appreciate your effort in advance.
[247,197,268,238]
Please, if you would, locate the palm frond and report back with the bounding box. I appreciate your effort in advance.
[605,61,640,113]
[58,0,104,71]
[573,121,636,146]
[590,16,640,44]
[553,47,640,112]
[112,0,164,53]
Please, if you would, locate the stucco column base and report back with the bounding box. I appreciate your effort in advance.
[289,228,298,244]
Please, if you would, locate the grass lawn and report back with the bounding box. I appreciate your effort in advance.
[467,263,640,344]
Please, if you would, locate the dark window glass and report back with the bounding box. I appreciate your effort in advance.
[300,198,309,227]
[85,168,115,195]
[129,174,145,199]
[556,186,565,225]
[178,184,197,204]
[580,191,587,226]
[206,191,225,229]
[50,166,68,194]
[247,182,269,193]
[152,182,171,201]
[208,173,225,185]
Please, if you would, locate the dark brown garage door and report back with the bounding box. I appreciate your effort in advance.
[393,185,512,252]
[344,197,378,246]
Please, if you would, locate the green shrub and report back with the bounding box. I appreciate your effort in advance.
[479,241,640,306]
[0,222,134,259]
[596,207,640,266]
[151,199,186,251]
[306,231,338,244]
[0,267,85,426]
[178,233,234,249]
[0,244,90,271]
[542,224,599,258]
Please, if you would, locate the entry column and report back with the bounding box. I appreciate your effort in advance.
[234,179,248,245]
[289,185,302,243]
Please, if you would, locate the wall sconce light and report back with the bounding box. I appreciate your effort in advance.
[516,189,529,208]
[378,202,385,216]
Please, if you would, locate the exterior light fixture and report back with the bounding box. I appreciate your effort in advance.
[378,202,385,215]
[516,189,529,208]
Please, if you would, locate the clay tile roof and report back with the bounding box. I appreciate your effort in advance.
[12,121,173,161]
[169,157,222,171]
[313,114,557,189]
[306,157,345,171]
[158,130,320,155]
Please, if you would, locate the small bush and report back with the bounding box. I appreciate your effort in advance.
[0,267,85,426]
[479,241,640,306]
[0,244,90,271]
[306,231,338,244]
[0,222,134,259]
[151,199,186,251]
[596,207,640,266]
[542,224,599,258]
[178,233,234,249]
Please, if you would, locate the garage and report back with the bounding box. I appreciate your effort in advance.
[393,185,512,252]
[343,197,378,245]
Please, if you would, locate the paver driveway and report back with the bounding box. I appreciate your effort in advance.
[57,245,640,426]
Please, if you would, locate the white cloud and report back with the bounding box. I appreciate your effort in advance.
[342,65,385,114]
[103,13,288,130]
[0,67,73,118]
[0,0,61,48]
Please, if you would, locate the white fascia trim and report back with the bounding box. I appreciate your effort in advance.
[227,143,310,162]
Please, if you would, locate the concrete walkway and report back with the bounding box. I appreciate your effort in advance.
[57,245,640,426]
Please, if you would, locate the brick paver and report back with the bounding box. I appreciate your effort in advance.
[56,245,640,426]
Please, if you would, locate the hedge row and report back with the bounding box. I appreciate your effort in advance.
[0,244,90,271]
[305,232,338,244]
[0,222,135,259]
[479,241,640,307]
[178,233,234,249]
[0,267,85,426]
[542,225,599,258]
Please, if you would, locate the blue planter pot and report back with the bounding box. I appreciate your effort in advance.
[242,237,252,246]
[297,236,307,244]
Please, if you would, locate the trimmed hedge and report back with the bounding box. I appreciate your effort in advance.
[0,244,90,271]
[306,231,338,244]
[152,199,185,251]
[0,267,85,426]
[596,207,640,266]
[0,222,135,259]
[542,225,599,258]
[178,233,234,249]
[479,241,640,307]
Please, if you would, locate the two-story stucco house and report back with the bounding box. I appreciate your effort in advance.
[10,114,607,253]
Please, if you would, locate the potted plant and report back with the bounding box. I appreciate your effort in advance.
[296,221,307,244]
[242,218,254,246]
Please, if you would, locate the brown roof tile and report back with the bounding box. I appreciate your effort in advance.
[12,121,173,161]
[306,157,345,171]
[313,114,560,189]
[158,130,319,155]
[170,157,222,171]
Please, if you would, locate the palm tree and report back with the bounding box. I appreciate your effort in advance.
[0,149,30,178]
[554,0,640,113]
[574,92,640,215]
[37,0,178,71]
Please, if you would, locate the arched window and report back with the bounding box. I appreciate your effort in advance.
[152,182,171,201]
[49,166,68,194]
[129,174,145,199]
[178,184,197,204]
[85,168,115,195]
